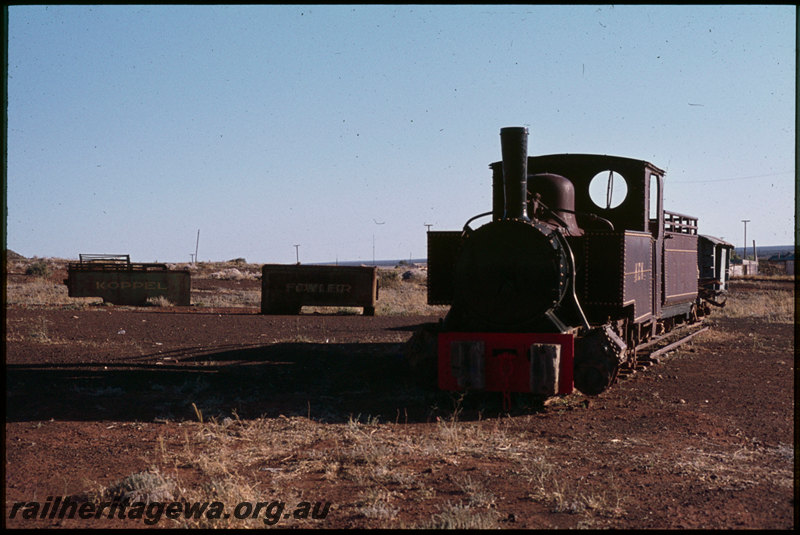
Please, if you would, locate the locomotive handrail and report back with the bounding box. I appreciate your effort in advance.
[663,210,698,235]
[555,231,591,331]
[462,211,493,233]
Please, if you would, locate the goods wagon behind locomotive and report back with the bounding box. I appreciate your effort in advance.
[425,127,731,398]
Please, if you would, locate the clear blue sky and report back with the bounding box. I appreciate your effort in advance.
[6,5,796,264]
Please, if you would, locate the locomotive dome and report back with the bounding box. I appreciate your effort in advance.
[528,172,582,236]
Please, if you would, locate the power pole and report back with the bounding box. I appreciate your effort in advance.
[194,229,200,264]
[294,244,300,265]
[424,223,433,232]
[741,219,750,260]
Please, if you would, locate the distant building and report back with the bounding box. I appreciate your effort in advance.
[730,258,759,277]
[767,252,795,276]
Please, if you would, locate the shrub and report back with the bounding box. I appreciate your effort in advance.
[146,295,174,307]
[378,268,402,289]
[25,261,51,278]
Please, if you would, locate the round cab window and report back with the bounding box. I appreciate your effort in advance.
[588,170,628,209]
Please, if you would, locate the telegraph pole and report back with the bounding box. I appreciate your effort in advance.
[741,219,750,260]
[294,244,300,264]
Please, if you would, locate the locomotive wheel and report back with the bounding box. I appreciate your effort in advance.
[573,355,618,396]
[573,325,626,396]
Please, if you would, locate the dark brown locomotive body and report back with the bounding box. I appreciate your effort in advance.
[426,127,731,397]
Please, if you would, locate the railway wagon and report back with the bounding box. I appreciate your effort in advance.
[65,254,191,306]
[261,264,378,315]
[698,234,735,305]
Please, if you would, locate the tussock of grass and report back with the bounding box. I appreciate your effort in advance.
[146,295,173,307]
[420,502,500,529]
[103,469,178,504]
[208,268,259,281]
[27,317,52,343]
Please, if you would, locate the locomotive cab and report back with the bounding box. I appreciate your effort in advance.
[525,154,669,326]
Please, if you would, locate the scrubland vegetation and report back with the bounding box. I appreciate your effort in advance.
[5,256,445,316]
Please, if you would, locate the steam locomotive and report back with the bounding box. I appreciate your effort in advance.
[423,127,732,399]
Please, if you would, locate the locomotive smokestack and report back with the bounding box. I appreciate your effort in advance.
[500,126,529,220]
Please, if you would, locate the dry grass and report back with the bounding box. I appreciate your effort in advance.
[100,468,179,504]
[132,401,637,528]
[731,273,794,281]
[173,261,261,280]
[146,295,174,307]
[207,268,260,281]
[717,285,794,324]
[418,502,500,529]
[668,443,794,491]
[71,401,794,529]
[6,278,102,307]
[375,267,447,316]
[191,289,261,308]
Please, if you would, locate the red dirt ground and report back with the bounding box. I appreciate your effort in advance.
[4,280,796,529]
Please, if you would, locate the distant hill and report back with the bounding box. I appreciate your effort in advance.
[6,249,27,261]
[736,245,795,259]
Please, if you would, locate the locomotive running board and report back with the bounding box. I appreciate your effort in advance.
[634,322,709,366]
[648,326,709,361]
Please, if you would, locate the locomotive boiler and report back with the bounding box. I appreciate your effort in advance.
[422,127,732,401]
